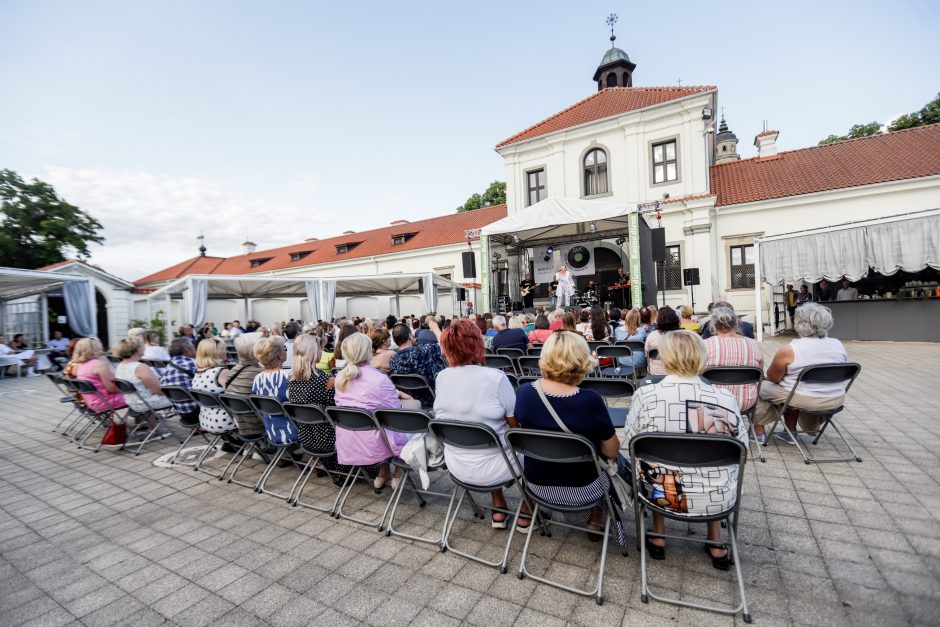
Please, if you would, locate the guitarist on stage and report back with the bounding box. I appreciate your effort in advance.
[519,273,538,309]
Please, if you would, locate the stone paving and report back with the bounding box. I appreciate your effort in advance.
[1,337,939,626]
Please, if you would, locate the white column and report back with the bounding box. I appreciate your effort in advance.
[755,241,764,343]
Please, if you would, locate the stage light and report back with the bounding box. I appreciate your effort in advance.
[589,222,597,234]
[615,237,626,246]
[546,246,553,254]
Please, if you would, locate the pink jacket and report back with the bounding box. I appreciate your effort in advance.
[333,365,405,466]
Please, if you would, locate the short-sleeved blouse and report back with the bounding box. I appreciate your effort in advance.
[114,361,171,412]
[252,369,297,445]
[192,366,234,433]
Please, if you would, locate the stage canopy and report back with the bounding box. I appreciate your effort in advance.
[481,197,637,246]
[0,267,98,338]
[146,272,463,327]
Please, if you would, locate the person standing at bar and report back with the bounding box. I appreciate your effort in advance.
[836,279,859,301]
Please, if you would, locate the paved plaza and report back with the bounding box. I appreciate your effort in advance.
[1,337,939,626]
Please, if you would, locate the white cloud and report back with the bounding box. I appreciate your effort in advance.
[42,167,330,282]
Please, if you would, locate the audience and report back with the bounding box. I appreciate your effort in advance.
[283,322,301,368]
[369,329,394,373]
[679,306,701,333]
[114,338,172,431]
[389,320,447,407]
[645,306,681,375]
[159,338,199,426]
[192,337,235,434]
[142,330,170,362]
[704,306,764,420]
[589,305,610,343]
[700,301,755,340]
[613,309,648,370]
[333,322,358,369]
[70,338,126,446]
[527,314,552,344]
[491,315,530,352]
[251,336,301,459]
[415,316,439,345]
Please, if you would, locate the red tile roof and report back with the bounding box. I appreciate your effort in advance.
[754,129,779,139]
[496,86,716,148]
[711,123,940,207]
[134,204,507,286]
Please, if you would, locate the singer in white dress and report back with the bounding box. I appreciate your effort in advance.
[555,265,575,307]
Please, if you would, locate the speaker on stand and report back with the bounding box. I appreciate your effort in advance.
[683,267,700,313]
[651,228,667,307]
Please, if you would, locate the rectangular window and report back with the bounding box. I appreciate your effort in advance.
[730,244,756,289]
[656,245,681,291]
[526,169,546,206]
[652,140,678,184]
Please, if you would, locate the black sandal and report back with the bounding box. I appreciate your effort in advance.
[645,537,666,560]
[704,543,733,570]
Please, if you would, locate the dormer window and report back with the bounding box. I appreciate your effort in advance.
[249,257,272,268]
[289,251,312,262]
[391,232,417,246]
[335,242,360,254]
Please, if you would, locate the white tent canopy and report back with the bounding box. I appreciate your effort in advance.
[146,272,463,328]
[0,267,98,339]
[481,197,636,244]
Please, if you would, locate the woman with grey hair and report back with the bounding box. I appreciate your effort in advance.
[704,306,764,433]
[753,302,848,444]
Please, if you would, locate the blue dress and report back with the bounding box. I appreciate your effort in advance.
[251,369,298,445]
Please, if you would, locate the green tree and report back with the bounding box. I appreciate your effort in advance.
[818,121,883,145]
[888,92,940,131]
[456,180,507,212]
[0,169,104,268]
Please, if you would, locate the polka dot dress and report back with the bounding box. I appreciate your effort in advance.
[287,373,351,474]
[192,366,235,434]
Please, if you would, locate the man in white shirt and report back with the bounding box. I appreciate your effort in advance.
[283,322,300,368]
[836,279,859,301]
[47,330,70,370]
[0,335,37,376]
[230,320,245,337]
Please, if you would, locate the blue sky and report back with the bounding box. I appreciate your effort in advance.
[2,0,938,280]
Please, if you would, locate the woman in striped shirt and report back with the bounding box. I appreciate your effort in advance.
[704,306,764,423]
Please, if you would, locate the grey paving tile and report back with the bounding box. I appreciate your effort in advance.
[171,593,236,627]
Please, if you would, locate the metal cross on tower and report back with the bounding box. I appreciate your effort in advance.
[606,13,618,45]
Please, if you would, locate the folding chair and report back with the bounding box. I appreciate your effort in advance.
[68,379,127,452]
[390,373,436,404]
[375,408,456,544]
[587,340,610,354]
[325,406,399,528]
[215,393,276,488]
[630,432,751,622]
[496,348,525,360]
[113,379,178,456]
[48,373,82,434]
[515,356,542,377]
[763,363,862,464]
[504,373,519,389]
[578,377,634,428]
[249,395,305,499]
[596,345,638,384]
[527,345,542,357]
[428,419,526,573]
[283,402,349,513]
[505,429,628,605]
[160,385,211,466]
[105,354,122,366]
[188,390,242,478]
[702,366,765,462]
[485,354,517,375]
[140,358,168,370]
[517,375,540,388]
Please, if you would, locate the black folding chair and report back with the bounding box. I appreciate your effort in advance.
[763,363,862,464]
[526,345,542,357]
[515,356,542,377]
[68,379,127,452]
[105,354,122,366]
[596,345,639,384]
[374,408,454,545]
[325,406,397,528]
[390,373,436,404]
[160,385,210,466]
[485,354,517,375]
[140,358,168,370]
[504,373,519,389]
[428,419,526,573]
[48,373,82,434]
[587,340,610,354]
[248,395,305,499]
[505,429,628,606]
[578,377,634,428]
[702,366,765,463]
[215,394,276,488]
[630,432,751,621]
[283,402,348,514]
[113,379,178,456]
[496,347,525,360]
[188,390,243,479]
[517,375,540,388]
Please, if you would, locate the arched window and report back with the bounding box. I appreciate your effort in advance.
[583,148,609,196]
[606,73,618,88]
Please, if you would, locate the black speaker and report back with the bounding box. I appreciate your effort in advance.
[683,268,700,286]
[650,228,667,262]
[457,288,467,300]
[461,251,476,278]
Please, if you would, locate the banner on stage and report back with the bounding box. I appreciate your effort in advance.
[559,242,596,276]
[533,247,556,283]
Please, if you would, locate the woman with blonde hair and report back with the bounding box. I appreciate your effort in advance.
[71,338,126,447]
[288,334,348,478]
[626,330,745,569]
[114,337,172,432]
[514,330,628,540]
[141,330,170,361]
[333,333,413,489]
[191,337,234,433]
[679,305,701,333]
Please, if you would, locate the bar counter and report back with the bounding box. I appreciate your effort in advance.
[826,298,940,342]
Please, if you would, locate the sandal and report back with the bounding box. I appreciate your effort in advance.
[515,514,533,534]
[586,522,604,542]
[704,543,732,570]
[491,512,508,530]
[645,537,666,560]
[373,474,390,493]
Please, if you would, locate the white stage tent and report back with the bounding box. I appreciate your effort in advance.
[0,267,98,341]
[479,197,640,311]
[754,208,940,340]
[144,272,464,331]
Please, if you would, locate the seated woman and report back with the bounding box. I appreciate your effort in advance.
[217,332,265,442]
[644,306,681,376]
[527,314,552,344]
[589,306,610,344]
[332,323,358,370]
[333,333,415,489]
[251,336,299,449]
[369,329,395,373]
[646,305,658,331]
[287,334,350,481]
[679,306,702,333]
[562,311,580,334]
[141,330,171,362]
[515,330,629,541]
[626,330,746,569]
[575,309,592,338]
[71,338,127,447]
[613,309,648,370]
[704,306,764,427]
[191,337,235,435]
[753,302,848,443]
[114,338,173,431]
[434,320,530,530]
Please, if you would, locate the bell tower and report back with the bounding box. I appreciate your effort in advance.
[715,113,740,165]
[593,14,636,90]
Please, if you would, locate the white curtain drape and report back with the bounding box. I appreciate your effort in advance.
[188,279,208,328]
[760,214,940,284]
[304,280,320,321]
[422,273,438,313]
[63,279,97,338]
[319,280,336,322]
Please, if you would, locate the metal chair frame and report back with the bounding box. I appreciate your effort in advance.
[389,373,436,403]
[762,363,862,464]
[248,395,306,499]
[283,402,351,514]
[484,354,518,376]
[596,345,639,385]
[215,393,277,488]
[578,377,634,429]
[160,385,211,466]
[702,366,765,463]
[48,374,83,435]
[515,356,542,377]
[67,379,128,452]
[505,428,627,605]
[428,419,528,573]
[187,390,242,479]
[113,378,179,456]
[630,432,751,621]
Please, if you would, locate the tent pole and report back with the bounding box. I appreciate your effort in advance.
[755,241,763,343]
[40,292,49,347]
